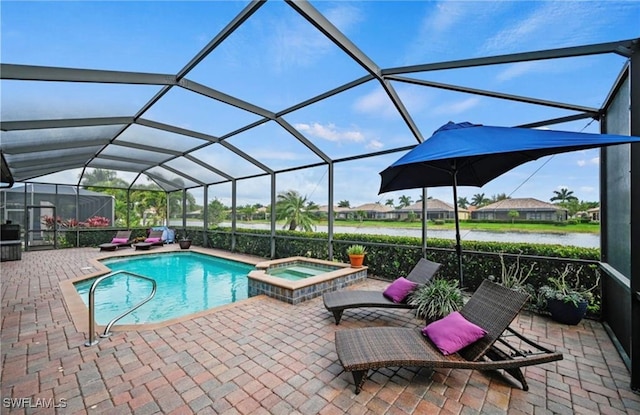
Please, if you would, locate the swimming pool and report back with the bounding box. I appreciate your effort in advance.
[74,252,254,325]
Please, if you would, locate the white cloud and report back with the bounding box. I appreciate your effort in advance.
[294,122,364,143]
[366,139,384,151]
[495,61,544,82]
[403,2,476,63]
[577,157,599,167]
[353,88,397,118]
[432,97,480,116]
[323,4,362,34]
[353,85,431,120]
[481,2,612,56]
[268,3,361,71]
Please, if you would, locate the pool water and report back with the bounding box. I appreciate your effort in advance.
[267,264,328,281]
[74,252,254,324]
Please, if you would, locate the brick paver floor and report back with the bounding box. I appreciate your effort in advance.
[2,247,639,414]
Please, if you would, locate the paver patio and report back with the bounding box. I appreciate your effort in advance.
[1,247,639,414]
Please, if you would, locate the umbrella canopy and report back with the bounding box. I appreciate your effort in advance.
[379,121,640,285]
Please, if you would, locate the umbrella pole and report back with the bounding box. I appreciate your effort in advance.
[452,171,463,287]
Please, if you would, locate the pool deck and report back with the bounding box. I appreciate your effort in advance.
[2,246,639,414]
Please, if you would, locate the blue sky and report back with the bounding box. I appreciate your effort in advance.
[1,1,639,209]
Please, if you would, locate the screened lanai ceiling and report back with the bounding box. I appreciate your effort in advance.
[1,0,639,196]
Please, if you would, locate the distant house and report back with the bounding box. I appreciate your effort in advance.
[472,198,568,222]
[587,207,600,222]
[317,205,353,219]
[395,199,470,220]
[351,203,395,220]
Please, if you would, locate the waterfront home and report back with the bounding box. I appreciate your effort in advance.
[472,198,568,222]
[395,199,470,221]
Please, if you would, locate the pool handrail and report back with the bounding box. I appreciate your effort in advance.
[84,271,157,347]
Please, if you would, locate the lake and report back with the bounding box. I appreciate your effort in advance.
[216,222,600,248]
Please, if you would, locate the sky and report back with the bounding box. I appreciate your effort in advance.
[1,1,639,209]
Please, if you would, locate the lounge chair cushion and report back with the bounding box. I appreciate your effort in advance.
[145,237,161,243]
[383,277,418,303]
[112,237,129,244]
[422,311,487,355]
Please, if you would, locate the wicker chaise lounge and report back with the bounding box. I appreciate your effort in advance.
[335,280,563,394]
[98,230,132,251]
[323,257,441,324]
[133,230,165,250]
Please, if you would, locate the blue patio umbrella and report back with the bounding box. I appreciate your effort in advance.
[379,121,640,285]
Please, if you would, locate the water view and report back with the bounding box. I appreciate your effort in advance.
[219,223,599,248]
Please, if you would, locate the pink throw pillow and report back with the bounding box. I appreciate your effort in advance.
[383,277,418,303]
[145,237,161,243]
[111,238,128,244]
[422,311,487,355]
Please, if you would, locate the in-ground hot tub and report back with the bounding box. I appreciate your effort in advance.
[248,256,367,304]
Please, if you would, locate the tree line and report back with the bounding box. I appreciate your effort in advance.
[81,169,597,230]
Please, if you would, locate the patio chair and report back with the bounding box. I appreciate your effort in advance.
[98,230,132,251]
[133,230,165,250]
[323,257,441,324]
[335,279,563,394]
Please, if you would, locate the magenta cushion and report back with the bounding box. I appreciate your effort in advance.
[383,277,418,303]
[145,237,161,243]
[111,238,128,244]
[422,311,487,355]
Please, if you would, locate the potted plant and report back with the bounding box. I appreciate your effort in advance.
[178,232,192,250]
[346,244,366,268]
[538,264,599,325]
[408,278,464,323]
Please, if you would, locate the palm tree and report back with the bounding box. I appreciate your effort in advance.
[457,197,469,209]
[550,188,578,203]
[471,193,489,207]
[384,198,395,207]
[338,200,350,208]
[276,190,318,231]
[398,195,413,208]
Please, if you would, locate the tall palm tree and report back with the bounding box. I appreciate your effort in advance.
[398,195,413,208]
[457,197,469,209]
[471,193,489,207]
[276,190,318,231]
[384,198,395,207]
[550,187,578,203]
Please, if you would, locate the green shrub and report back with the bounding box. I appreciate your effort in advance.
[105,226,601,319]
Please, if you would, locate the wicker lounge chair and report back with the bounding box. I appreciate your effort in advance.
[133,230,165,250]
[98,230,132,251]
[323,257,441,324]
[335,279,563,394]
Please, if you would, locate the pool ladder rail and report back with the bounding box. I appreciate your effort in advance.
[84,271,157,347]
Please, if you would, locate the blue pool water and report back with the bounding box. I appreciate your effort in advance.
[74,252,254,324]
[267,264,335,281]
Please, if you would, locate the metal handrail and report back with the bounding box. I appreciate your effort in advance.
[84,271,157,347]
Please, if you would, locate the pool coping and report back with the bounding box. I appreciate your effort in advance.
[60,245,265,334]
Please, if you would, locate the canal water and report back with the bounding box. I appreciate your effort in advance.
[219,223,599,248]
